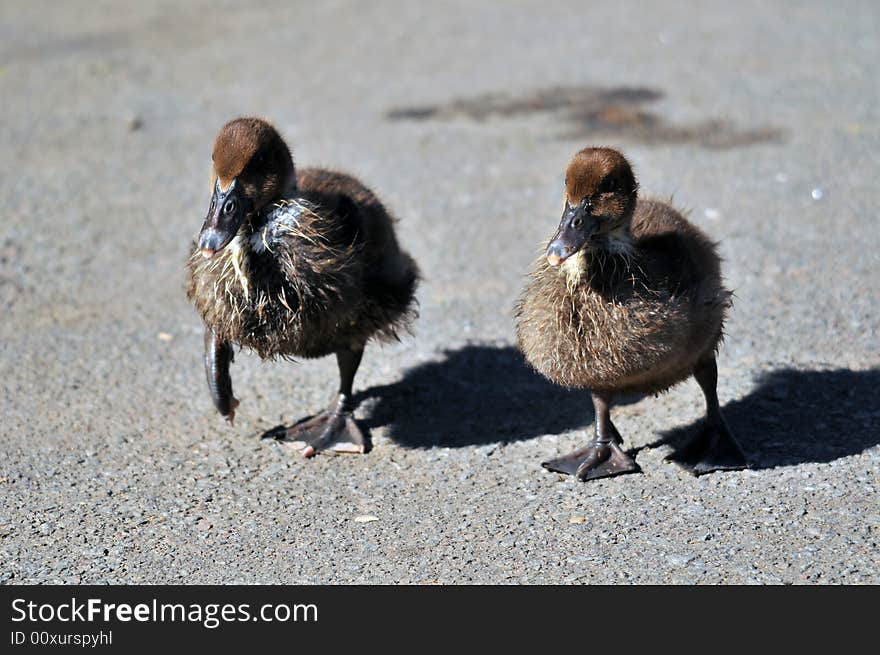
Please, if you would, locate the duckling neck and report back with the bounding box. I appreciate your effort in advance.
[249,175,297,233]
[562,226,635,291]
[597,224,634,257]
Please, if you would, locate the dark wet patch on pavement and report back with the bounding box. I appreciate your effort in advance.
[388,85,784,149]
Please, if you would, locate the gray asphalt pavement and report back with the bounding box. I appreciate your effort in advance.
[1,0,877,584]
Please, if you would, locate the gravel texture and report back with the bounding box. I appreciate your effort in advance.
[1,0,877,584]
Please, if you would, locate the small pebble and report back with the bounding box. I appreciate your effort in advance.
[703,208,721,220]
[569,516,588,524]
[811,188,824,200]
[354,515,379,523]
[157,332,174,341]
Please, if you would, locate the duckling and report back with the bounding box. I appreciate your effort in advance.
[515,147,747,480]
[186,117,419,456]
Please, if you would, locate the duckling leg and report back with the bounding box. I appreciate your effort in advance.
[542,391,641,481]
[204,329,239,425]
[276,347,367,457]
[672,356,748,475]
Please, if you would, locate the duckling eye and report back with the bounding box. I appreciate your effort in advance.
[223,198,237,214]
[572,216,583,228]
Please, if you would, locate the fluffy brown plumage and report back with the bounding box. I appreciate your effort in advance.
[515,147,745,479]
[187,168,419,360]
[516,198,730,394]
[186,118,418,455]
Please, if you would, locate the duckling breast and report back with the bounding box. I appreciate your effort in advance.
[515,255,726,394]
[186,199,362,358]
[187,197,417,360]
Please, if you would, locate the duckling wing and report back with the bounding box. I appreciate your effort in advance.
[631,199,725,303]
[266,195,366,314]
[257,168,418,353]
[295,167,420,334]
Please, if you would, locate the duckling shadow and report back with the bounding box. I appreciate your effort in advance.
[356,344,636,449]
[654,368,880,470]
[387,85,785,149]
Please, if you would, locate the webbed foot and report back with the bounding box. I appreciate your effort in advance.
[265,394,367,457]
[543,441,640,481]
[667,421,748,476]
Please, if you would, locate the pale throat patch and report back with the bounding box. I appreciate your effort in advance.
[226,234,250,300]
[561,250,587,289]
[559,227,634,289]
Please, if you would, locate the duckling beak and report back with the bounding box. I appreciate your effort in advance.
[546,205,599,266]
[198,179,247,258]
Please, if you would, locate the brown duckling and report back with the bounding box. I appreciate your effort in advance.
[186,117,419,456]
[515,147,747,480]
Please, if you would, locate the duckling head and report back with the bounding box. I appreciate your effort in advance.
[546,147,638,267]
[198,117,294,258]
